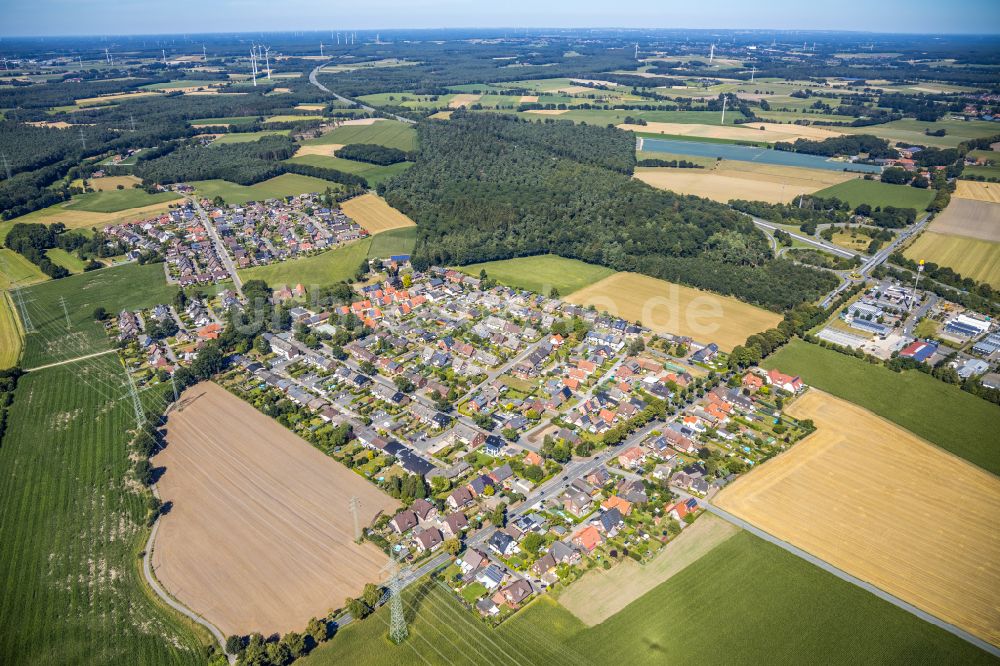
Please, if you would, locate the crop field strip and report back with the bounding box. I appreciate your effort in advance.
[813,178,936,210]
[714,389,1000,648]
[0,291,24,368]
[455,255,615,297]
[340,193,418,234]
[237,237,372,288]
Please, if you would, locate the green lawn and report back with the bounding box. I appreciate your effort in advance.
[301,120,418,151]
[368,226,417,259]
[18,262,179,368]
[303,530,990,665]
[45,248,88,273]
[210,129,291,144]
[285,154,412,186]
[764,340,1000,474]
[0,359,203,665]
[0,248,48,289]
[191,174,344,205]
[456,255,615,297]
[814,179,936,210]
[238,238,372,288]
[64,189,181,213]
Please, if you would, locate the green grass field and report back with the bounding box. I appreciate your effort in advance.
[814,179,936,210]
[368,226,417,258]
[0,359,204,665]
[764,340,1000,474]
[210,129,291,144]
[517,108,744,126]
[841,118,1000,148]
[286,154,412,186]
[456,255,615,297]
[0,248,48,288]
[64,189,180,213]
[45,248,88,273]
[904,232,1000,288]
[140,79,220,90]
[301,120,418,151]
[238,238,371,288]
[0,291,23,368]
[963,165,1000,181]
[18,262,179,368]
[191,174,344,205]
[303,530,990,665]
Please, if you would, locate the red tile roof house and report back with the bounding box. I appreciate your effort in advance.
[572,525,603,553]
[617,446,646,470]
[742,373,764,391]
[390,509,418,534]
[766,368,804,393]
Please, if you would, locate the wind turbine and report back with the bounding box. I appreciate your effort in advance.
[720,95,728,125]
[104,47,110,64]
[263,45,271,80]
[320,42,324,57]
[708,43,715,65]
[634,43,639,59]
[750,65,756,83]
[162,49,166,65]
[249,47,257,86]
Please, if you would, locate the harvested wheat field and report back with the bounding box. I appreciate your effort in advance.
[566,272,781,350]
[341,193,416,234]
[955,180,1000,204]
[927,197,1000,242]
[339,117,384,126]
[714,389,1000,648]
[79,175,142,191]
[525,109,569,115]
[618,121,843,143]
[293,144,344,158]
[448,93,481,108]
[75,91,159,106]
[520,95,539,103]
[153,382,399,636]
[5,200,179,233]
[429,111,453,120]
[560,514,739,626]
[636,162,854,204]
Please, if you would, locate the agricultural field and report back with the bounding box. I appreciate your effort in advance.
[526,109,746,126]
[74,175,143,191]
[904,232,1000,287]
[813,178,936,210]
[954,180,1000,204]
[189,116,258,127]
[191,174,343,205]
[636,161,855,204]
[302,119,418,151]
[567,272,782,351]
[620,121,843,143]
[456,255,615,297]
[210,129,291,144]
[264,114,324,123]
[0,248,48,288]
[238,237,371,288]
[925,197,1000,241]
[17,262,179,368]
[1,199,181,238]
[65,188,181,213]
[559,514,738,626]
[154,382,399,636]
[0,359,203,665]
[962,165,1000,181]
[715,389,1000,648]
[45,247,88,273]
[340,193,417,234]
[763,340,1000,474]
[302,530,990,666]
[286,153,412,186]
[368,226,417,259]
[0,291,23,368]
[841,118,1000,148]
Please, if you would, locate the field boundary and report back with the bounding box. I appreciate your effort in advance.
[705,503,1000,658]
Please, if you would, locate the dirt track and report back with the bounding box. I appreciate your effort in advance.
[714,390,1000,647]
[152,382,399,636]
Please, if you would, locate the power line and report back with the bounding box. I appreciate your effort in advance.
[349,495,362,542]
[58,296,71,330]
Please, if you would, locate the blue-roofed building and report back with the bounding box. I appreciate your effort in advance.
[390,255,411,262]
[849,318,889,336]
[945,321,982,338]
[900,340,938,363]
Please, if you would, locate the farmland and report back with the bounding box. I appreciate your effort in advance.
[45,247,88,273]
[558,513,738,626]
[17,262,179,368]
[368,226,417,259]
[763,340,1000,474]
[286,154,412,186]
[302,530,990,666]
[65,188,181,213]
[840,118,1000,148]
[191,174,344,205]
[340,193,417,234]
[302,119,418,151]
[456,255,615,297]
[238,237,371,288]
[210,129,291,144]
[954,180,1000,204]
[154,382,399,636]
[813,178,936,210]
[924,198,1000,242]
[567,272,783,351]
[0,248,48,287]
[636,161,855,204]
[0,291,22,368]
[0,359,203,665]
[715,389,1000,648]
[620,121,843,143]
[1,199,181,238]
[905,232,1000,287]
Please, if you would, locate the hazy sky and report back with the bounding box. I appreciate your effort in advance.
[3,0,999,37]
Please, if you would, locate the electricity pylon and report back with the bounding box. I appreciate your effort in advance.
[349,496,362,542]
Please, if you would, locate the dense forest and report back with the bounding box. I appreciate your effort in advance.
[731,198,918,231]
[336,143,411,165]
[381,112,837,311]
[773,134,897,159]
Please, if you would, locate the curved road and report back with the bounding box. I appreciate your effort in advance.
[308,62,415,124]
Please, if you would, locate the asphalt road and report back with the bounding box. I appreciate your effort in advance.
[189,196,244,297]
[308,62,415,124]
[752,216,860,259]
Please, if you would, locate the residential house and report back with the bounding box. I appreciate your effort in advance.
[390,509,418,534]
[414,527,444,552]
[572,525,602,553]
[489,530,519,557]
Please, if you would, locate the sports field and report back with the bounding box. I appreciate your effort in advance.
[567,272,782,351]
[619,121,843,143]
[715,389,1000,648]
[636,161,854,204]
[814,178,935,210]
[764,340,1000,474]
[0,291,23,368]
[302,530,990,665]
[954,180,1000,204]
[559,514,738,626]
[924,198,1000,242]
[341,193,417,234]
[457,255,614,297]
[238,238,371,288]
[905,232,1000,287]
[0,359,203,665]
[191,174,343,205]
[302,119,418,151]
[155,382,398,636]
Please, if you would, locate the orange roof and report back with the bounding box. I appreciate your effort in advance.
[563,378,579,390]
[601,495,633,516]
[599,408,616,424]
[524,451,543,466]
[573,525,602,551]
[618,446,644,462]
[196,323,222,340]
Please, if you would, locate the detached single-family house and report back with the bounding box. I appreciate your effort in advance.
[390,509,418,534]
[489,530,519,557]
[414,527,444,552]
